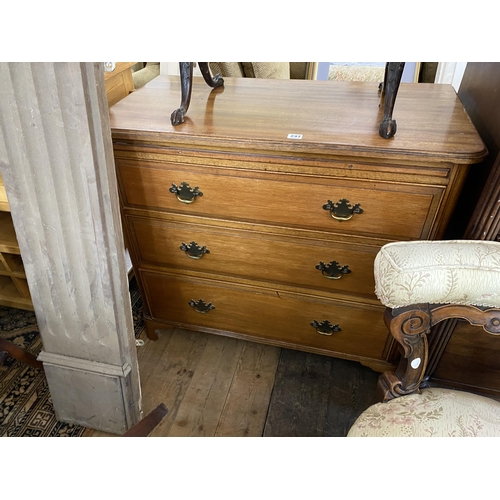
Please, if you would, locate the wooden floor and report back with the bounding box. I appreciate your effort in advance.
[84,327,380,437]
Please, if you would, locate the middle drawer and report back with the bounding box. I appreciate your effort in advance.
[128,216,379,299]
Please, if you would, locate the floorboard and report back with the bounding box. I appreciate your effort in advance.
[262,350,331,437]
[263,349,380,437]
[323,355,380,437]
[85,328,380,437]
[145,328,210,437]
[168,334,245,437]
[137,328,283,437]
[215,342,281,437]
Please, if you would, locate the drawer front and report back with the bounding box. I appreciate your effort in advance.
[117,159,443,240]
[141,271,389,360]
[129,216,378,299]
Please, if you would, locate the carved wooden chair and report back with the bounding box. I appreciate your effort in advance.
[348,240,500,437]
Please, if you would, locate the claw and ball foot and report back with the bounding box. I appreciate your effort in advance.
[198,62,224,89]
[171,107,186,126]
[379,118,397,139]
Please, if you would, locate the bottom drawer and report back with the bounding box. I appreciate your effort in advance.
[141,270,389,362]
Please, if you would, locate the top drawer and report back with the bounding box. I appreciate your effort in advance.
[116,158,444,240]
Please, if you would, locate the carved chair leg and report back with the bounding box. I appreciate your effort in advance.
[377,344,405,401]
[0,338,43,370]
[377,307,429,401]
[378,63,389,93]
[379,62,405,139]
[171,62,194,126]
[198,62,224,88]
[122,403,168,437]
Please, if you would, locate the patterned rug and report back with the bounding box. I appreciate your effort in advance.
[0,277,144,437]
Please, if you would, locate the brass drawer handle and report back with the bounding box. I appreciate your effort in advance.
[188,299,215,313]
[323,198,363,221]
[311,320,341,336]
[180,241,210,260]
[316,261,351,280]
[169,182,203,204]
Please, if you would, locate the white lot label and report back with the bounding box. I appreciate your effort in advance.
[287,134,303,139]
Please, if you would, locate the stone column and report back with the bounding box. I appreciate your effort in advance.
[0,62,142,434]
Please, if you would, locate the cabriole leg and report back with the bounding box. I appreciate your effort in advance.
[379,62,405,139]
[198,62,224,88]
[171,62,194,126]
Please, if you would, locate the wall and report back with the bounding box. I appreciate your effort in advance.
[435,62,467,91]
[161,62,202,76]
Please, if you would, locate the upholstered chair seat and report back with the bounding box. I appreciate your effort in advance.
[348,240,500,437]
[348,387,500,437]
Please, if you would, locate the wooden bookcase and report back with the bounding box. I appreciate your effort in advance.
[0,174,33,310]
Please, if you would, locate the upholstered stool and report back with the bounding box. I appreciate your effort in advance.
[348,240,500,437]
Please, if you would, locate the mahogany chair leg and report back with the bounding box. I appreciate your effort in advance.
[379,62,405,139]
[171,62,194,126]
[377,306,430,402]
[0,338,43,370]
[377,303,500,402]
[122,403,169,437]
[198,62,224,88]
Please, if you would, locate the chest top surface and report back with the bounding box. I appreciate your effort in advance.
[109,75,486,164]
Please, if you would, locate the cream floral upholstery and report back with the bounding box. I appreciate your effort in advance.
[347,388,500,437]
[347,240,500,437]
[375,240,500,309]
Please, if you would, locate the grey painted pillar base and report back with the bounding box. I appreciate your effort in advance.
[40,352,134,432]
[0,62,142,434]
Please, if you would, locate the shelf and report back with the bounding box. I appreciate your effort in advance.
[0,173,10,212]
[0,211,20,254]
[0,275,33,311]
[0,253,25,277]
[0,178,33,310]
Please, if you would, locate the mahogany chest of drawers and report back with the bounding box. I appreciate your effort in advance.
[110,75,486,372]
